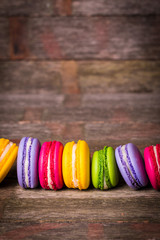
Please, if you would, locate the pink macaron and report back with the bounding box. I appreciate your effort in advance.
[144,144,160,190]
[39,141,64,190]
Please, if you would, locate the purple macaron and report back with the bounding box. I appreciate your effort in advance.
[17,137,41,188]
[115,143,148,190]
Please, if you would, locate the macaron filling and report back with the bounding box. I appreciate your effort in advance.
[119,145,143,189]
[72,144,79,188]
[48,141,56,190]
[98,147,113,190]
[98,149,104,190]
[43,141,57,190]
[104,146,112,189]
[0,141,13,162]
[118,146,136,188]
[103,174,108,189]
[47,148,53,189]
[22,137,33,188]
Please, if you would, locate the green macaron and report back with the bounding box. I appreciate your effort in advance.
[91,146,119,190]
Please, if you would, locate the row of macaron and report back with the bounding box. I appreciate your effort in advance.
[0,137,159,191]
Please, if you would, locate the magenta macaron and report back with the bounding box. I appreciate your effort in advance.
[144,144,160,190]
[17,137,41,188]
[115,143,148,190]
[39,141,64,190]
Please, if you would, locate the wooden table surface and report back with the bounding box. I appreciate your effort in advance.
[0,93,160,240]
[0,0,160,239]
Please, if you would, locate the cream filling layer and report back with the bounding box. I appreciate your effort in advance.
[153,146,160,175]
[25,138,32,187]
[47,149,53,189]
[0,142,13,162]
[121,145,136,182]
[104,175,108,189]
[72,144,79,188]
[103,152,108,189]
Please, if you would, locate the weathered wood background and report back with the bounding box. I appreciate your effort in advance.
[0,1,160,239]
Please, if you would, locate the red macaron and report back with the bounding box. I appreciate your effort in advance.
[144,144,160,190]
[39,141,64,190]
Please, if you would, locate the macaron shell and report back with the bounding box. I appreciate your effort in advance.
[39,141,50,189]
[17,137,26,188]
[91,151,99,188]
[54,141,63,190]
[0,144,18,183]
[62,141,74,188]
[115,146,137,189]
[115,144,148,190]
[78,140,90,190]
[144,146,159,190]
[30,138,41,188]
[107,147,119,187]
[0,142,16,171]
[0,138,9,156]
[39,141,64,190]
[127,143,148,187]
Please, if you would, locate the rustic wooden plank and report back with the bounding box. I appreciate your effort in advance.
[12,182,159,199]
[3,16,160,60]
[2,190,160,223]
[0,93,159,151]
[78,61,160,93]
[0,18,9,58]
[61,61,80,94]
[0,180,159,240]
[1,125,159,157]
[0,0,160,16]
[9,17,29,59]
[0,93,159,123]
[0,61,160,93]
[72,0,160,16]
[0,86,159,240]
[0,220,160,239]
[0,0,71,17]
[54,0,72,16]
[0,122,159,153]
[0,123,69,148]
[0,61,63,93]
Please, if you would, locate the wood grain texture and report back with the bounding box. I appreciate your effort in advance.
[9,17,29,59]
[0,0,160,16]
[78,60,160,93]
[0,61,160,93]
[0,222,160,240]
[0,91,160,239]
[0,18,9,58]
[0,1,160,238]
[72,0,160,16]
[3,192,160,222]
[0,16,158,60]
[0,61,62,93]
[0,180,160,239]
[0,93,159,150]
[0,0,71,17]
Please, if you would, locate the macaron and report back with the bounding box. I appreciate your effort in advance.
[62,140,90,190]
[0,138,18,183]
[92,146,119,190]
[144,144,160,190]
[115,143,148,190]
[17,137,41,188]
[39,141,64,190]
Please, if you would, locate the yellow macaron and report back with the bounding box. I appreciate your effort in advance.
[62,140,90,190]
[0,138,18,183]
